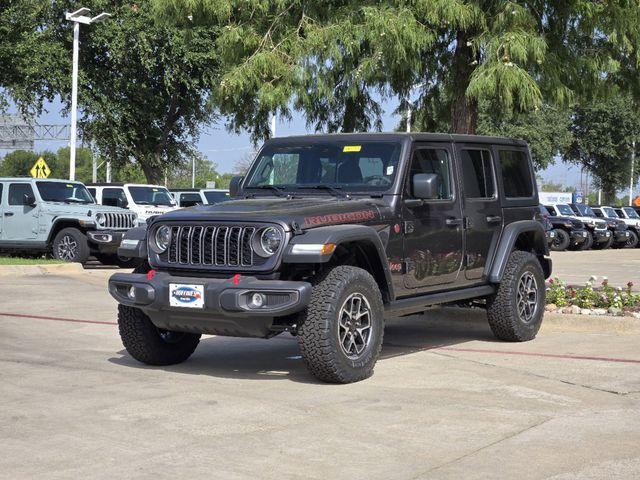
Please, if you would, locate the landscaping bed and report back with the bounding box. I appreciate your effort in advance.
[546,276,640,318]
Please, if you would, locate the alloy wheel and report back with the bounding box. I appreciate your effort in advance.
[516,271,539,324]
[57,235,78,261]
[338,292,372,359]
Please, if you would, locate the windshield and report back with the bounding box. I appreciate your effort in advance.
[128,186,175,206]
[602,207,618,218]
[36,182,94,204]
[556,204,574,216]
[623,207,640,219]
[573,203,595,217]
[245,141,403,193]
[203,191,230,204]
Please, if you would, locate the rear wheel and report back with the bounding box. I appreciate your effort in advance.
[118,304,201,366]
[550,229,570,251]
[578,231,593,250]
[52,227,89,263]
[486,250,545,342]
[625,230,638,248]
[297,266,384,383]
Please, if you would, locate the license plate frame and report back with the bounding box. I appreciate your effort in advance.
[169,283,205,309]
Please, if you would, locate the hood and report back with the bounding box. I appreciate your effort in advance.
[550,216,584,228]
[152,196,390,230]
[134,205,179,219]
[41,202,131,217]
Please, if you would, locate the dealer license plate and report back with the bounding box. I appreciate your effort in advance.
[169,283,205,309]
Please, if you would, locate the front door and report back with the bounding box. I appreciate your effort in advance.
[455,144,502,281]
[402,143,464,290]
[0,183,4,239]
[4,182,39,241]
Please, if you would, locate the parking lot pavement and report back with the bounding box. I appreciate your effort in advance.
[551,248,640,288]
[2,272,640,479]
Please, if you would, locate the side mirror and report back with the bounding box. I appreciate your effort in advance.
[229,176,244,197]
[23,193,36,207]
[412,173,439,199]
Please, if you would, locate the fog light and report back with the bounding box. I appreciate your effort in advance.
[249,292,266,308]
[128,285,136,300]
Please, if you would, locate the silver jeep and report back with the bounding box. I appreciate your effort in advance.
[0,177,137,265]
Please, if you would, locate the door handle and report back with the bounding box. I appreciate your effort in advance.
[445,217,463,227]
[486,215,502,223]
[3,212,14,217]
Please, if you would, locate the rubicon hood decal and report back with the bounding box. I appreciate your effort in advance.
[304,209,377,227]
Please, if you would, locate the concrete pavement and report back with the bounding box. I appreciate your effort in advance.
[1,269,639,479]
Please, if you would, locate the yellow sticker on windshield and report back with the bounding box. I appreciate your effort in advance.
[343,145,361,152]
[152,188,158,191]
[66,184,73,188]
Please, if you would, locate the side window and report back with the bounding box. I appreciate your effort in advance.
[594,209,604,218]
[87,188,96,201]
[102,188,128,207]
[498,150,534,198]
[460,149,495,199]
[8,183,34,205]
[408,148,452,200]
[546,206,557,216]
[0,184,3,205]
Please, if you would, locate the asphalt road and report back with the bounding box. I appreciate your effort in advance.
[1,266,639,479]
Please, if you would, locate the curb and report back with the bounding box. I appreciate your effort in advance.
[0,263,86,277]
[542,312,640,335]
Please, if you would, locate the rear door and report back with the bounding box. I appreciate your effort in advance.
[455,144,501,281]
[4,182,38,240]
[402,143,464,291]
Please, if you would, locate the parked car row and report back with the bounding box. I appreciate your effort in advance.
[0,178,228,265]
[538,202,640,251]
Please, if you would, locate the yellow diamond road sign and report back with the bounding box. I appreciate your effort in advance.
[30,157,51,179]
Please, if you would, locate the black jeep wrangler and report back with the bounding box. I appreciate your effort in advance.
[109,133,551,383]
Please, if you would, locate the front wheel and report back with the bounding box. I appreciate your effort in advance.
[550,229,570,251]
[625,230,639,248]
[486,250,545,342]
[118,305,201,365]
[52,227,90,263]
[297,266,384,383]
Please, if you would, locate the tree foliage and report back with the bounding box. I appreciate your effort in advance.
[565,94,640,204]
[154,0,640,137]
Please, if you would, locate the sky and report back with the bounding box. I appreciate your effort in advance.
[2,96,583,187]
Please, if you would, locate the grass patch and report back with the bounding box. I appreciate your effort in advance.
[0,256,64,265]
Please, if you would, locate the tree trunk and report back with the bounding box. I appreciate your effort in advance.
[140,158,164,185]
[450,30,478,134]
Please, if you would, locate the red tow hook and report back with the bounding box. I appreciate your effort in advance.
[147,269,156,281]
[231,273,241,285]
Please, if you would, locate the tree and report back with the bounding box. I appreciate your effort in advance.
[477,104,572,170]
[154,1,640,137]
[2,1,221,184]
[565,95,640,204]
[166,154,221,189]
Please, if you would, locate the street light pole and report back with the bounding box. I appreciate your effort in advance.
[270,113,277,138]
[630,140,636,206]
[65,8,111,181]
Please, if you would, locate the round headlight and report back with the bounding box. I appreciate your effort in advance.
[154,225,171,253]
[256,227,282,257]
[95,213,106,226]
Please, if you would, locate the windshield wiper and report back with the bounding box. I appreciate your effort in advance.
[249,185,287,197]
[298,184,349,199]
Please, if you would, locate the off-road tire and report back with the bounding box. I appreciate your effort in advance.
[52,227,90,263]
[486,250,545,342]
[593,236,613,250]
[297,265,384,383]
[118,304,201,366]
[550,229,570,251]
[628,230,640,248]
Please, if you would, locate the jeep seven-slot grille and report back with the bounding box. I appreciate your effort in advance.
[166,225,256,267]
[103,212,136,230]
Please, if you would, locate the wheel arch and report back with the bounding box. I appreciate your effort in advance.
[282,225,394,303]
[488,220,551,283]
[47,219,86,246]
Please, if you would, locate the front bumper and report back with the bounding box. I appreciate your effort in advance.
[109,271,312,338]
[87,230,124,252]
[613,229,630,243]
[570,229,588,244]
[592,229,611,243]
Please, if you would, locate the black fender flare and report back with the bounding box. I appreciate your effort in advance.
[46,218,85,244]
[117,226,148,259]
[282,225,394,302]
[488,220,551,282]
